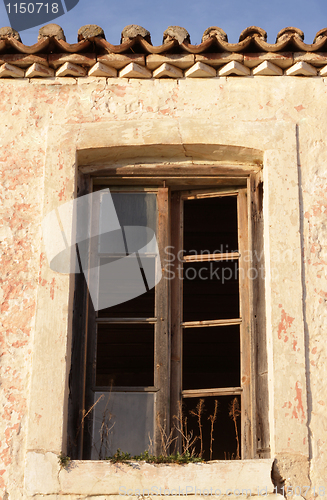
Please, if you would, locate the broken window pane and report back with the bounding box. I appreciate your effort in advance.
[183,196,238,255]
[183,261,239,322]
[183,325,240,390]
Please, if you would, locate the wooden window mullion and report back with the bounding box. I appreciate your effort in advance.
[82,180,100,459]
[170,191,183,451]
[238,187,254,459]
[250,171,270,458]
[154,187,170,454]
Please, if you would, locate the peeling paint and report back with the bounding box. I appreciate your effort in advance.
[277,309,295,340]
[293,381,305,424]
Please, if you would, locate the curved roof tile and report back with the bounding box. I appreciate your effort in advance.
[0,24,326,55]
[1,24,327,79]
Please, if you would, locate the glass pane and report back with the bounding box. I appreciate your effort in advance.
[183,196,238,255]
[99,193,157,254]
[97,257,155,317]
[91,391,155,459]
[96,192,159,316]
[183,261,239,322]
[182,395,241,460]
[112,193,157,231]
[92,256,146,312]
[183,325,240,390]
[96,324,154,387]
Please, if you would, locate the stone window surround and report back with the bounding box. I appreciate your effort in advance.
[24,118,306,495]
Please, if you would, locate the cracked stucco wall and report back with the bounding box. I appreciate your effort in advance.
[0,76,327,498]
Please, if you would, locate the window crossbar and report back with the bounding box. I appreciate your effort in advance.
[182,387,243,398]
[183,252,240,262]
[96,317,157,324]
[181,318,242,328]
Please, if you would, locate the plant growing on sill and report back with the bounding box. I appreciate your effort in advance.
[105,449,203,464]
[229,397,241,460]
[58,452,71,468]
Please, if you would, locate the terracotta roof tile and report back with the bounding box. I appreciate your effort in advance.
[25,62,54,77]
[252,61,283,76]
[56,61,87,76]
[202,27,228,43]
[121,24,151,44]
[48,53,96,68]
[146,54,194,70]
[38,23,65,41]
[218,60,251,76]
[185,62,216,78]
[0,62,24,77]
[88,61,117,77]
[239,26,267,42]
[0,24,327,78]
[78,24,105,42]
[0,26,21,41]
[285,61,317,76]
[98,53,145,69]
[153,62,183,78]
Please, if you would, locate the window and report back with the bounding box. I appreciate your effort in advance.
[68,168,269,461]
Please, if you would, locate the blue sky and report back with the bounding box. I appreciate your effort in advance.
[1,0,327,46]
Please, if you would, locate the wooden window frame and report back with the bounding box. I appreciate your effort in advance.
[171,187,252,459]
[68,165,269,461]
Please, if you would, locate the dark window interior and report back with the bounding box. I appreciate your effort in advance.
[181,194,241,460]
[183,196,238,255]
[183,325,240,390]
[183,261,239,322]
[97,287,155,318]
[96,323,154,387]
[183,195,239,323]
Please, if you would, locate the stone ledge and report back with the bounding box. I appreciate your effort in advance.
[25,453,274,496]
[59,459,274,496]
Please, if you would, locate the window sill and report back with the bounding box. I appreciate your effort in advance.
[25,452,275,497]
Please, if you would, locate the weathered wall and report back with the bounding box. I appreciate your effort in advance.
[0,75,327,499]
